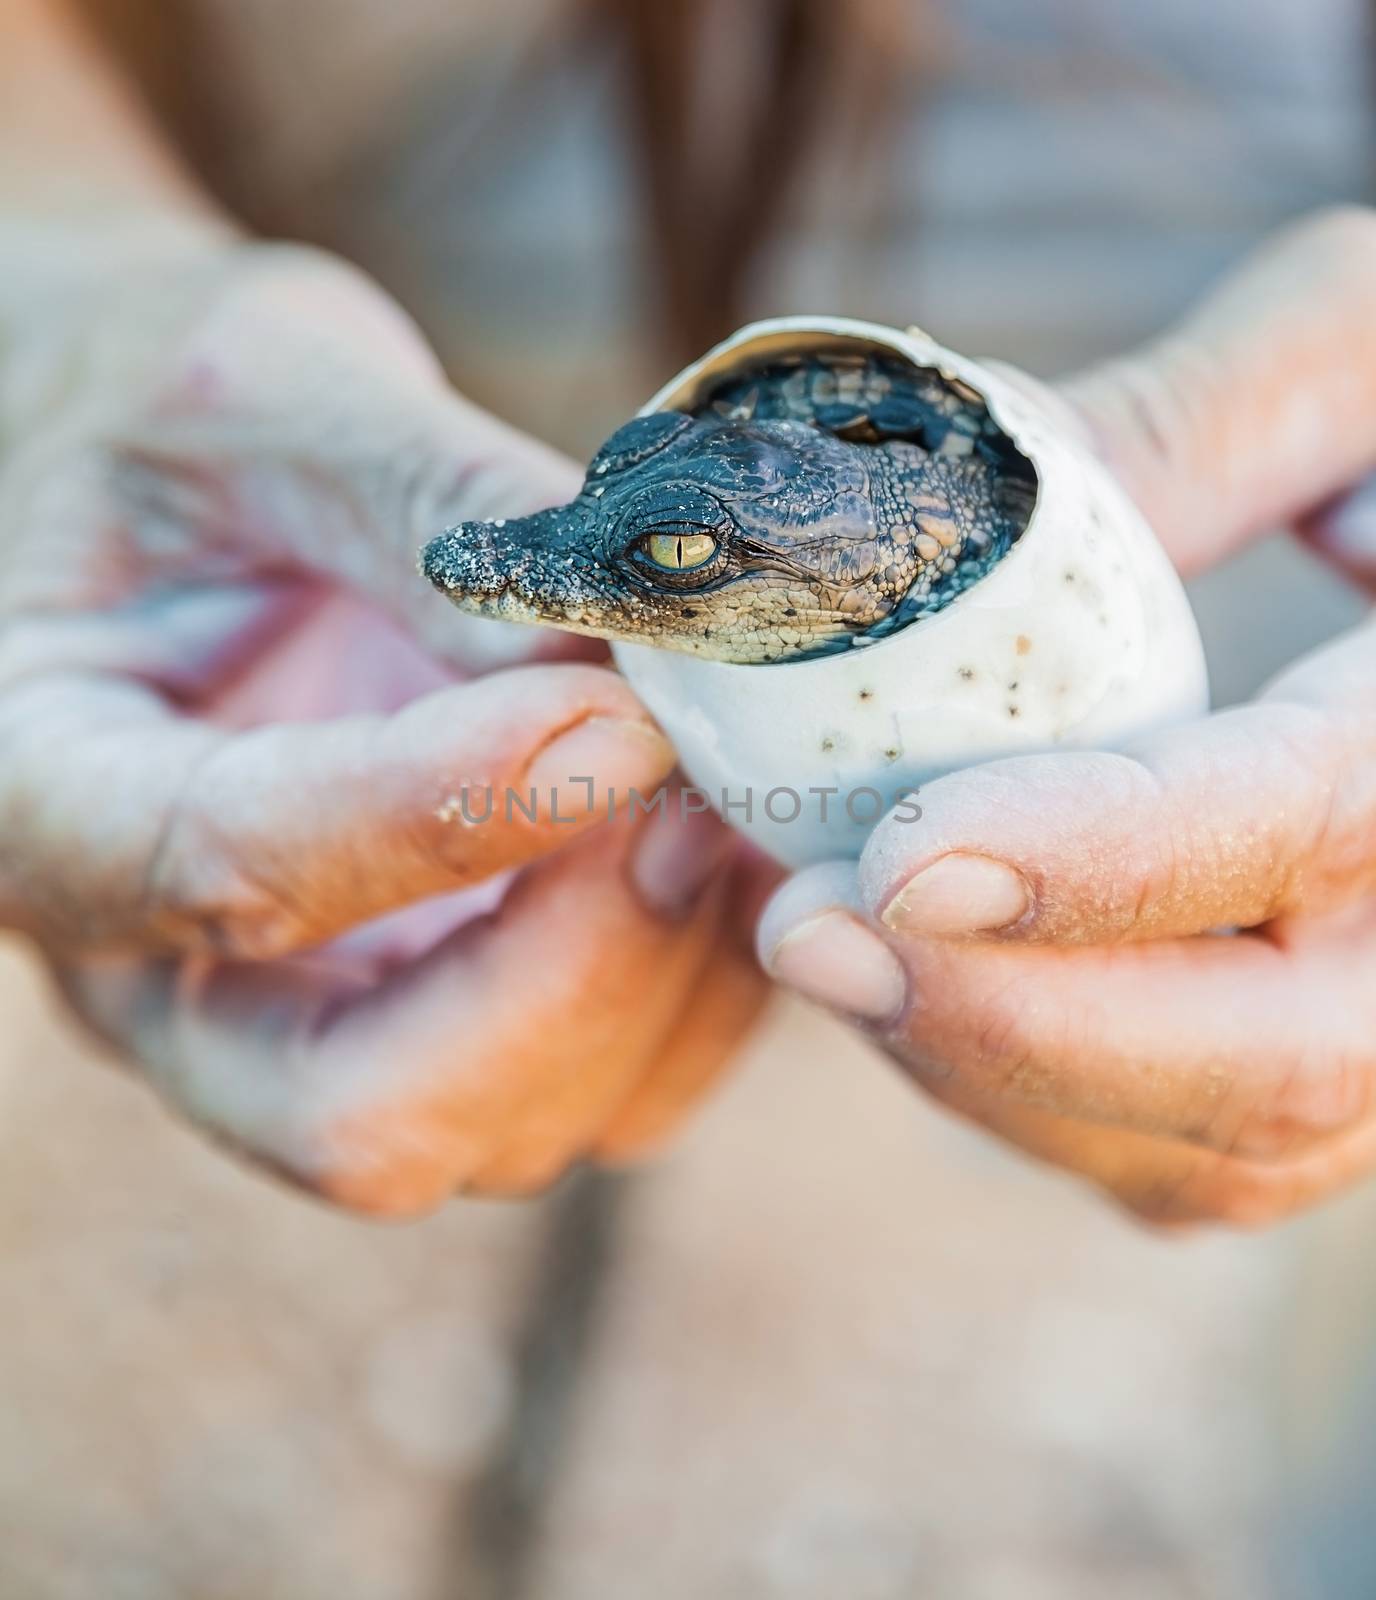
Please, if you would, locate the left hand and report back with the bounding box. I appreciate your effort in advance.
[0,237,769,1213]
[758,206,1376,1228]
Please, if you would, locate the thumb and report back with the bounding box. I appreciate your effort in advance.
[103,246,585,667]
[1059,206,1376,576]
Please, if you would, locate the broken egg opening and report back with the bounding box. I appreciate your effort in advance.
[612,315,1209,866]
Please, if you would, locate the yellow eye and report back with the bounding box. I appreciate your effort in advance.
[642,531,718,570]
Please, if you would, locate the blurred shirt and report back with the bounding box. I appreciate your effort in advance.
[139,0,1374,444]
[7,4,1376,1597]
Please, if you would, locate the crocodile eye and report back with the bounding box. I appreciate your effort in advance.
[641,531,719,570]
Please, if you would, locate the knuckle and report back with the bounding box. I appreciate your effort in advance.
[144,811,307,961]
[1247,703,1349,905]
[1289,204,1376,268]
[1116,1151,1298,1232]
[471,1151,577,1199]
[309,1165,456,1219]
[247,239,367,290]
[238,243,441,379]
[1200,1175,1295,1231]
[137,733,324,959]
[301,1104,478,1220]
[1151,1157,1296,1230]
[973,984,1055,1102]
[143,240,438,435]
[1118,1162,1204,1227]
[146,851,302,959]
[274,1025,516,1219]
[1227,1054,1373,1162]
[1118,1199,1198,1238]
[979,1016,1035,1088]
[1093,335,1221,489]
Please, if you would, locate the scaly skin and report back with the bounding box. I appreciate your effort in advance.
[421,352,1037,665]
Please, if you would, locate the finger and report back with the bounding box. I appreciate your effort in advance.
[57,816,725,1216]
[0,580,316,702]
[109,385,581,671]
[758,866,1376,1228]
[1060,206,1376,573]
[936,1089,1376,1229]
[762,868,1376,1159]
[462,803,751,1191]
[470,932,764,1192]
[0,662,675,956]
[855,632,1376,943]
[592,863,772,1164]
[589,945,768,1163]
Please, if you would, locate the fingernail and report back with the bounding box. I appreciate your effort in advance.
[524,717,673,817]
[764,910,907,1023]
[882,853,1029,936]
[631,800,732,919]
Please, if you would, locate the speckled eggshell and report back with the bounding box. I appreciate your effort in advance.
[612,316,1209,866]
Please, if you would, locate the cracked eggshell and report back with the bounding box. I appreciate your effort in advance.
[612,316,1209,866]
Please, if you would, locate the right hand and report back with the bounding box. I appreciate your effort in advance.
[757,207,1376,1229]
[0,233,768,1213]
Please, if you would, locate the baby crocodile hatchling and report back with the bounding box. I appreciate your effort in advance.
[421,350,1038,665]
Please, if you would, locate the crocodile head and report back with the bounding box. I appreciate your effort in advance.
[421,410,904,665]
[421,404,1016,665]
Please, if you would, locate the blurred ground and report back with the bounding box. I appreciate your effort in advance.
[5,0,1376,1595]
[0,949,1299,1599]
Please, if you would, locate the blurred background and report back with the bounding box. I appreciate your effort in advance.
[4,0,1376,1594]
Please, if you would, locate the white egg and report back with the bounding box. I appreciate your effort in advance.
[612,316,1209,866]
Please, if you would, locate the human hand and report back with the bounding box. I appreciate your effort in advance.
[758,207,1376,1227]
[0,235,766,1212]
